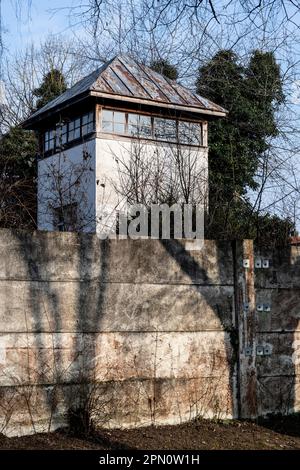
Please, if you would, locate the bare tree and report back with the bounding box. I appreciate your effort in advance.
[38,144,96,232]
[1,34,93,130]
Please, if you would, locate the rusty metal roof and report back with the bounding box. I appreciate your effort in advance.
[24,55,227,126]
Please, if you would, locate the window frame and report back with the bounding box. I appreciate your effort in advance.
[43,110,95,155]
[99,107,203,146]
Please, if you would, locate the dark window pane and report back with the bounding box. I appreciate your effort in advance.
[82,113,89,125]
[128,113,139,135]
[74,127,81,139]
[87,121,94,133]
[139,115,152,138]
[69,129,75,141]
[178,121,190,143]
[164,119,177,141]
[82,124,88,135]
[154,118,166,139]
[178,121,202,145]
[189,123,202,145]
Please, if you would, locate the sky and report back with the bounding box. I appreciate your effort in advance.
[2,0,74,54]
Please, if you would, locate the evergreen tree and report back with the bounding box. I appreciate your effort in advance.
[33,69,67,110]
[150,59,178,80]
[196,50,292,244]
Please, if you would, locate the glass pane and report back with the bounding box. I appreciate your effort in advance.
[82,124,88,136]
[68,129,75,141]
[49,138,55,149]
[45,141,49,151]
[154,118,166,139]
[87,121,94,133]
[102,109,113,132]
[114,122,125,134]
[190,123,202,145]
[178,121,190,143]
[102,121,113,132]
[61,132,67,144]
[139,115,152,138]
[128,113,139,135]
[114,111,125,123]
[102,109,113,122]
[164,119,177,141]
[69,120,75,131]
[56,125,66,145]
[82,122,94,135]
[74,118,81,129]
[74,127,81,139]
[128,113,138,125]
[179,122,202,145]
[82,113,89,125]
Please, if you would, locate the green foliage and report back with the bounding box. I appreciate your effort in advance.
[197,49,290,245]
[33,69,67,110]
[197,50,284,199]
[0,127,36,178]
[150,59,178,80]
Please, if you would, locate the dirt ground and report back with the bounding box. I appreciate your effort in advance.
[1,415,300,450]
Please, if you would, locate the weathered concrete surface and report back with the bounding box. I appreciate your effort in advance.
[1,230,299,436]
[0,230,236,437]
[0,231,234,284]
[254,244,300,417]
[254,245,300,289]
[0,331,233,385]
[0,281,234,332]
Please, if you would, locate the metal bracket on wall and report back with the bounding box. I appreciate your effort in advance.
[245,347,252,356]
[243,302,250,313]
[256,303,271,312]
[254,258,270,269]
[264,345,272,355]
[256,345,272,356]
[243,259,250,268]
[255,258,262,268]
[256,346,264,356]
[262,259,270,268]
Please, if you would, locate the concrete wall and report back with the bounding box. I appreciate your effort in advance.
[0,230,235,436]
[0,231,299,437]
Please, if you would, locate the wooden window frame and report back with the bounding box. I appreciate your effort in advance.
[99,107,204,146]
[43,111,95,155]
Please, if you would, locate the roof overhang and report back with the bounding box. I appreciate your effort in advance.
[22,90,227,130]
[22,91,90,129]
[90,91,227,117]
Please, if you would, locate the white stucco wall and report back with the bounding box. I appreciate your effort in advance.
[95,136,208,236]
[37,140,96,232]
